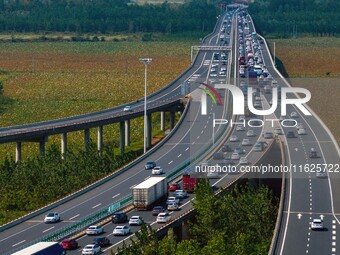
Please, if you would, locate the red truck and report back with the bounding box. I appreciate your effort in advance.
[183,174,198,193]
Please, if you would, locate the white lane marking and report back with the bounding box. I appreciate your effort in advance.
[12,240,26,247]
[168,161,173,165]
[129,184,136,189]
[43,226,55,233]
[92,203,102,209]
[144,176,150,180]
[112,193,120,199]
[177,154,182,158]
[197,136,200,139]
[185,147,189,151]
[69,214,80,220]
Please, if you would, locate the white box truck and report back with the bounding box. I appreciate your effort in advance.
[133,177,168,210]
[12,242,65,255]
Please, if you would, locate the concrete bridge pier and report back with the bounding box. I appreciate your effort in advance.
[16,142,22,162]
[125,120,130,147]
[97,126,103,155]
[170,111,175,130]
[120,121,125,155]
[84,129,90,152]
[61,133,67,159]
[39,136,48,157]
[160,111,165,131]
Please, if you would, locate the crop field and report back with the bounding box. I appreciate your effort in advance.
[0,40,194,159]
[268,37,340,144]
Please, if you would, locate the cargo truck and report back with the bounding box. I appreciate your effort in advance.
[12,242,65,255]
[132,177,168,210]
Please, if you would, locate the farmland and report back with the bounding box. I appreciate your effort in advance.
[268,37,340,143]
[0,40,195,159]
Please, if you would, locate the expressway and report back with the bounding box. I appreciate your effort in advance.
[1,10,237,255]
[242,11,340,255]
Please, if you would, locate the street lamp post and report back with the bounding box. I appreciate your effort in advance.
[139,58,152,154]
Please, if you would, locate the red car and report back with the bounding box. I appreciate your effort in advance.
[61,238,78,250]
[168,183,180,192]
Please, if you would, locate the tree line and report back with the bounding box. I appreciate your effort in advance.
[0,143,142,225]
[249,0,340,37]
[0,0,218,36]
[116,181,278,255]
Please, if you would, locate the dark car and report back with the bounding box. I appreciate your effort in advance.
[221,144,232,152]
[152,206,165,216]
[112,212,128,223]
[61,238,78,250]
[286,131,295,138]
[309,148,318,158]
[168,183,180,192]
[145,161,156,170]
[213,152,224,160]
[93,236,110,247]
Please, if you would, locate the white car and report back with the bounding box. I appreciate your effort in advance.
[230,135,239,142]
[316,171,327,178]
[44,212,60,223]
[82,244,101,255]
[236,125,245,131]
[173,190,187,199]
[113,225,130,236]
[246,130,255,137]
[241,138,251,146]
[311,219,323,230]
[298,128,307,135]
[157,213,172,223]
[86,225,104,235]
[231,152,240,160]
[207,168,220,179]
[123,106,132,112]
[167,202,179,211]
[274,128,283,135]
[167,196,180,205]
[263,132,273,139]
[152,166,164,175]
[129,216,142,226]
[290,111,298,118]
[239,157,248,165]
[295,123,304,130]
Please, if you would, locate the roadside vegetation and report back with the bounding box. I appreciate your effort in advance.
[0,143,141,225]
[116,181,278,255]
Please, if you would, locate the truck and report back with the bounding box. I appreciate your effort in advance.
[12,242,65,255]
[132,177,168,210]
[183,174,198,193]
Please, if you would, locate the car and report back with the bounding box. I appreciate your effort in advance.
[274,128,283,135]
[168,183,180,191]
[86,226,104,235]
[112,212,128,223]
[231,152,240,160]
[223,157,234,165]
[239,157,248,165]
[44,212,60,223]
[316,171,327,178]
[213,151,224,160]
[221,144,232,152]
[311,219,323,230]
[173,190,187,199]
[152,166,164,175]
[113,225,130,236]
[241,138,251,146]
[234,146,245,154]
[286,131,295,138]
[253,142,263,152]
[254,101,262,108]
[167,196,180,205]
[129,216,142,226]
[298,128,307,135]
[167,202,179,211]
[239,115,246,121]
[246,130,255,137]
[157,213,172,223]
[309,148,318,158]
[82,244,101,255]
[123,106,132,112]
[295,123,304,130]
[230,135,239,142]
[263,132,273,139]
[61,238,78,250]
[92,236,110,247]
[236,125,245,131]
[290,111,298,118]
[207,168,220,178]
[144,161,156,170]
[152,206,165,216]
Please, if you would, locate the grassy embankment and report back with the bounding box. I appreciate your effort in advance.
[268,37,340,144]
[0,39,196,160]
